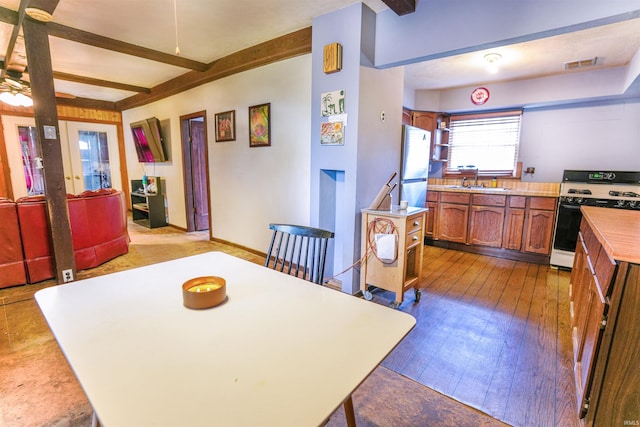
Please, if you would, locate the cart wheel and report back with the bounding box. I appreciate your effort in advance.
[389,301,400,309]
[363,290,373,301]
[414,289,421,303]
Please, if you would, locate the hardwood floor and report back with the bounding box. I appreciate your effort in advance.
[1,222,582,426]
[377,245,582,427]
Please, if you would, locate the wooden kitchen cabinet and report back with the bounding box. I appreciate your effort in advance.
[411,111,437,132]
[360,207,427,308]
[425,191,439,238]
[437,192,470,243]
[503,196,526,250]
[569,207,640,425]
[571,231,607,418]
[428,191,557,264]
[469,194,506,248]
[523,197,556,255]
[410,111,451,163]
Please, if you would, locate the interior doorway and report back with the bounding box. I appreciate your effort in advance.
[180,111,210,234]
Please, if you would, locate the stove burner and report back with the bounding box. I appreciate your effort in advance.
[609,190,640,198]
[568,188,592,195]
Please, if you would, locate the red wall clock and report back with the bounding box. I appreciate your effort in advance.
[471,87,490,105]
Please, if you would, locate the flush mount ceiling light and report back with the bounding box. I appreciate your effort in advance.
[484,53,502,74]
[25,7,53,22]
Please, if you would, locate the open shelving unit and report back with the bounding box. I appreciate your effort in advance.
[131,178,167,228]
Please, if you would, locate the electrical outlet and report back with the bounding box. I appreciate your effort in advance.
[62,269,74,283]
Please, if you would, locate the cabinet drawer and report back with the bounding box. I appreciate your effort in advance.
[473,194,506,206]
[509,196,526,209]
[407,215,423,235]
[426,191,439,202]
[406,230,422,249]
[582,225,601,263]
[529,197,556,210]
[594,249,616,297]
[440,192,471,204]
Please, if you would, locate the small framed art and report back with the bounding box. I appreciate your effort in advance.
[248,103,270,147]
[215,110,235,142]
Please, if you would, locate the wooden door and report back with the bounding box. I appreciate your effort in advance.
[190,120,209,231]
[180,112,210,233]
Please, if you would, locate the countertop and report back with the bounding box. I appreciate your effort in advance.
[581,206,640,264]
[362,206,428,218]
[428,183,559,198]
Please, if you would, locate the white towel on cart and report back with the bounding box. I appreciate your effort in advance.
[375,233,397,262]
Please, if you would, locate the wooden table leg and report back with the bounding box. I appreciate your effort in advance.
[344,395,356,427]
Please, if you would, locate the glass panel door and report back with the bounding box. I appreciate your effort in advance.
[18,125,45,196]
[78,130,111,190]
[64,122,121,194]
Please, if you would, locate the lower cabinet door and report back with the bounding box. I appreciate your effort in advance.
[524,209,555,254]
[469,205,505,247]
[437,203,469,243]
[574,273,606,418]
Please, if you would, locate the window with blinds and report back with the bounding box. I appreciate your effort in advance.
[447,110,522,175]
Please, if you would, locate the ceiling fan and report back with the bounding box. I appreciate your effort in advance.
[0,69,33,106]
[0,68,76,107]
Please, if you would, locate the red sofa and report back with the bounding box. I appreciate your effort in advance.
[0,198,27,288]
[7,189,130,285]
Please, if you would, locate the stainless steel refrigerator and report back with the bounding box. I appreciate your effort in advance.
[400,124,431,207]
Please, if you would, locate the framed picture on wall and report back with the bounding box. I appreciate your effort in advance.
[215,110,236,142]
[248,103,271,147]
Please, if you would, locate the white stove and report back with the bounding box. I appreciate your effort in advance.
[551,170,640,269]
[560,182,640,209]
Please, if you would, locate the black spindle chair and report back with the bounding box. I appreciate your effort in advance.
[264,223,334,285]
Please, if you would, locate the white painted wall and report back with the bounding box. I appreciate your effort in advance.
[122,55,312,252]
[413,69,640,182]
[519,101,640,182]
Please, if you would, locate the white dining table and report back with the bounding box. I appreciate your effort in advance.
[35,251,415,427]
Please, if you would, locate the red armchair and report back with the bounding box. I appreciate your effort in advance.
[0,198,27,288]
[16,189,129,284]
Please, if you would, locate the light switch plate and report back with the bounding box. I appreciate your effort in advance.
[43,125,57,139]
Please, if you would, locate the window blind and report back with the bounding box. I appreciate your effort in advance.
[447,110,522,174]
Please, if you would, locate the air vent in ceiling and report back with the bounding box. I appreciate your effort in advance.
[564,57,598,70]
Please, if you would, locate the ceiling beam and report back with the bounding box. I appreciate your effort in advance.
[4,1,28,73]
[116,27,312,111]
[381,0,416,16]
[55,95,117,110]
[50,71,151,93]
[0,6,19,25]
[45,22,210,72]
[0,6,209,72]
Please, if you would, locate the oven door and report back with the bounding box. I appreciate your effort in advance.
[553,202,583,252]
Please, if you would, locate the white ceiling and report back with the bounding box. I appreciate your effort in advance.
[404,17,640,91]
[0,0,638,103]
